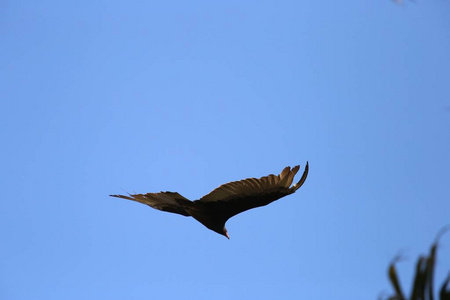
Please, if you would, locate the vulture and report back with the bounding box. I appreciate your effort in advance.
[110,163,309,239]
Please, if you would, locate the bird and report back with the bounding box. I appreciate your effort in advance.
[110,162,309,239]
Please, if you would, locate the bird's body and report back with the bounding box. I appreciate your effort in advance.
[110,163,309,239]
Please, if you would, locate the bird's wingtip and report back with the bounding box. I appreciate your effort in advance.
[109,194,135,200]
[291,162,309,191]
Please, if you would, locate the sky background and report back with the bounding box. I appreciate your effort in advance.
[1,1,450,299]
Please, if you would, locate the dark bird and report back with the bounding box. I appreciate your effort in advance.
[110,163,309,239]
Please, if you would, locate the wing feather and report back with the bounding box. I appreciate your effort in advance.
[292,162,309,191]
[268,174,277,186]
[197,163,309,221]
[110,191,191,216]
[280,166,290,179]
[278,167,292,187]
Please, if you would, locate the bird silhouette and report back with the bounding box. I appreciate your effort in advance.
[110,162,309,239]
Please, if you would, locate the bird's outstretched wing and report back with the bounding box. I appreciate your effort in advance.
[197,162,309,222]
[110,192,191,216]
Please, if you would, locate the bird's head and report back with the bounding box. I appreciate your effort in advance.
[222,228,230,239]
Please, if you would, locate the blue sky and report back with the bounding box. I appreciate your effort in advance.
[1,1,449,299]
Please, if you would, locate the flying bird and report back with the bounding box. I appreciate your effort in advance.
[110,163,309,239]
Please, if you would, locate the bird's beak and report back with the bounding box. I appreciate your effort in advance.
[225,232,230,239]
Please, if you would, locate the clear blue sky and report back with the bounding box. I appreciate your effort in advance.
[1,1,449,299]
